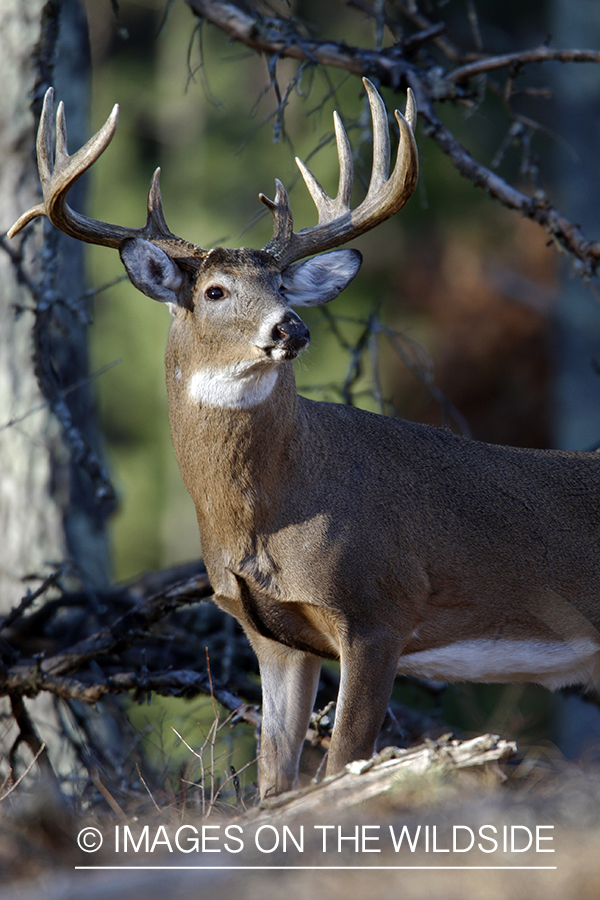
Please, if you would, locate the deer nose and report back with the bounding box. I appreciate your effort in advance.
[273,318,310,352]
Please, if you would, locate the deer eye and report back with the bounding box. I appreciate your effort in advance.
[205,285,227,301]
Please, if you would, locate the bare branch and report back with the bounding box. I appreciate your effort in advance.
[0,742,46,802]
[0,568,65,633]
[40,568,213,678]
[186,0,600,274]
[412,87,600,272]
[389,0,465,62]
[2,666,261,728]
[0,562,262,731]
[9,694,57,787]
[186,0,402,81]
[448,47,600,83]
[345,0,447,53]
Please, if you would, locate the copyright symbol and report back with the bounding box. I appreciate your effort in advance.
[77,827,103,852]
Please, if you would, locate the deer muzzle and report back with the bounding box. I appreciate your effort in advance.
[272,316,310,358]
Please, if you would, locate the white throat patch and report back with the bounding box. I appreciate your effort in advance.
[188,363,279,409]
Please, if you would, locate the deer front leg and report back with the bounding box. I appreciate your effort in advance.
[326,634,401,776]
[249,632,322,798]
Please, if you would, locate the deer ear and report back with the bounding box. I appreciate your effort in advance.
[119,237,183,304]
[282,249,362,307]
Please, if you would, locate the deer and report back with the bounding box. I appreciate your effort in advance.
[9,80,600,798]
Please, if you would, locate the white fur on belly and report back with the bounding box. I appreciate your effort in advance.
[188,364,278,409]
[397,638,600,690]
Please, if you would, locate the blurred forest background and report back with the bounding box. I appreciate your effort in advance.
[3,0,600,818]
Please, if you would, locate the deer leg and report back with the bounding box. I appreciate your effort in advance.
[249,632,322,798]
[326,635,400,776]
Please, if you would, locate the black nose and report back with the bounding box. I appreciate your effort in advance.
[273,317,310,352]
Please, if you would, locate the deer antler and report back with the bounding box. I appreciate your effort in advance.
[8,88,198,259]
[261,78,418,267]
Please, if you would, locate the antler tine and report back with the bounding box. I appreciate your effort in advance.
[404,87,417,131]
[365,78,391,196]
[146,167,172,236]
[7,89,57,237]
[37,86,55,184]
[54,98,70,172]
[8,88,184,251]
[259,179,294,256]
[261,78,418,268]
[293,110,354,225]
[333,111,354,211]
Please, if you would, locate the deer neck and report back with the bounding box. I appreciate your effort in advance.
[166,352,301,547]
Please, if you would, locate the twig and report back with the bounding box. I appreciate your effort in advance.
[91,767,128,820]
[448,47,600,83]
[186,0,600,273]
[0,233,41,299]
[136,763,162,814]
[390,0,464,62]
[0,568,65,633]
[9,694,57,789]
[0,742,47,802]
[205,646,218,720]
[25,569,213,678]
[0,360,121,435]
[1,666,261,727]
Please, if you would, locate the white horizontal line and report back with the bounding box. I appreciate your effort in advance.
[75,865,558,871]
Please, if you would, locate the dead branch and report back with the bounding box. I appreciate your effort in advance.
[389,0,465,62]
[0,561,263,734]
[0,565,211,677]
[9,694,58,788]
[258,733,516,814]
[1,666,261,727]
[39,567,213,678]
[0,741,46,802]
[186,0,600,274]
[0,569,65,633]
[448,47,600,83]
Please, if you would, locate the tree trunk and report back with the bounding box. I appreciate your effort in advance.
[0,0,114,784]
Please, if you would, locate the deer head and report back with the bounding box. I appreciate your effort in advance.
[9,81,417,409]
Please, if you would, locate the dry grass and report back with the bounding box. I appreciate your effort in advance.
[1,735,600,900]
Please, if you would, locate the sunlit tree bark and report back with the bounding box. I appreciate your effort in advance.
[0,0,113,783]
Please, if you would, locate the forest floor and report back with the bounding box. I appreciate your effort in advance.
[1,732,600,900]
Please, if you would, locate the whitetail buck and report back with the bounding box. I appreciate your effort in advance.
[10,81,600,797]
